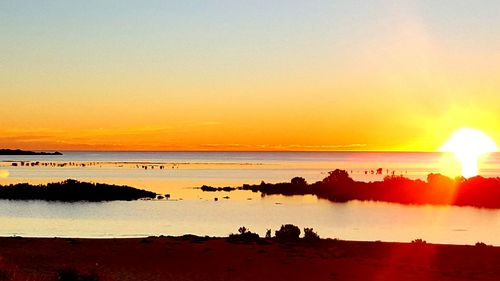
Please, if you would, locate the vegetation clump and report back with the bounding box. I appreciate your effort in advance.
[411,239,427,245]
[303,228,320,242]
[201,169,500,208]
[475,242,492,248]
[275,224,301,242]
[0,179,156,202]
[227,226,260,243]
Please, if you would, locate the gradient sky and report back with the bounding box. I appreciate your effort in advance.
[1,0,499,151]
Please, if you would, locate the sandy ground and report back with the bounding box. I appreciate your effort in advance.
[0,236,498,281]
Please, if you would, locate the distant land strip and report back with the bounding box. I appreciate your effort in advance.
[0,179,156,202]
[0,149,62,155]
[201,169,500,208]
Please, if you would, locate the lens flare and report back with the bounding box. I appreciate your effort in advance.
[0,170,9,178]
[440,128,498,178]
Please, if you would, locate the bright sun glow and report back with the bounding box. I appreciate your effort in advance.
[440,128,498,178]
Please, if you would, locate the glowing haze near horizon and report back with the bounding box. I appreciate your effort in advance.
[1,1,499,151]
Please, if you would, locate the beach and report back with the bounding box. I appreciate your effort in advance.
[0,236,498,281]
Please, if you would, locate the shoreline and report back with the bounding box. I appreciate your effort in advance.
[1,234,497,247]
[0,236,498,281]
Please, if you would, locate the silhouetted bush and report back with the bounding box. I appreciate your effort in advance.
[238,226,247,234]
[275,224,301,242]
[227,226,260,243]
[475,242,492,248]
[265,229,272,238]
[291,177,307,186]
[303,228,320,242]
[411,239,427,245]
[322,169,353,185]
[427,173,456,188]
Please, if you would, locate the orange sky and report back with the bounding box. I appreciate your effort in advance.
[1,1,499,151]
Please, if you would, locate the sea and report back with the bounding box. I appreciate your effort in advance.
[0,151,499,245]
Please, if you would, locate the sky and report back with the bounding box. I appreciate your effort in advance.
[1,0,499,151]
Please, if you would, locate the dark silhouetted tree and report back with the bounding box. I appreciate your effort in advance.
[275,224,301,241]
[291,177,307,186]
[322,169,353,185]
[303,228,320,241]
[238,226,248,234]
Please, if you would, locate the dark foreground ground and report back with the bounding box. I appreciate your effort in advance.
[0,236,498,281]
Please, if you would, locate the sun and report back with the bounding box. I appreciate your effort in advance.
[440,128,498,178]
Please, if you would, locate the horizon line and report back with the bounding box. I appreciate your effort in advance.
[20,149,450,153]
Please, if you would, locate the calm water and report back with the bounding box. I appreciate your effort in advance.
[0,151,499,245]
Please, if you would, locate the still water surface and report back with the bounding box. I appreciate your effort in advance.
[0,151,499,245]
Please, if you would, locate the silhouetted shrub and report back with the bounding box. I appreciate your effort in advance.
[291,177,307,186]
[238,226,247,234]
[275,224,301,242]
[427,173,456,188]
[322,169,353,185]
[475,242,492,247]
[303,228,320,241]
[411,239,427,245]
[227,226,260,243]
[265,229,272,238]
